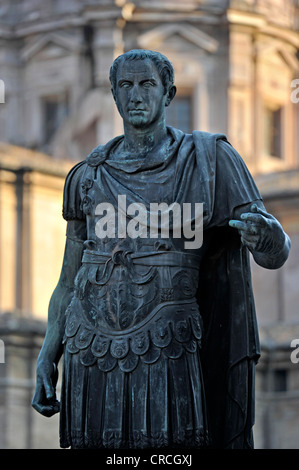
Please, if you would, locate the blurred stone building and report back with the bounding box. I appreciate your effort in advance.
[0,0,298,449]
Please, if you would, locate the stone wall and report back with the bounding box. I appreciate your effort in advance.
[0,314,60,449]
[0,0,298,449]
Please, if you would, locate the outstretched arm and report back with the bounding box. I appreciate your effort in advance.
[229,201,291,269]
[32,220,86,417]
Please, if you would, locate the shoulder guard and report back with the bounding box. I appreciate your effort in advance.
[62,160,87,221]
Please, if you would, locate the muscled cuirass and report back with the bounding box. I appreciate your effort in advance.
[63,153,205,373]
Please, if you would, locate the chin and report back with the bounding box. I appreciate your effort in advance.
[129,117,149,128]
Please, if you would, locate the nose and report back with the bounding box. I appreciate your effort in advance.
[129,84,143,104]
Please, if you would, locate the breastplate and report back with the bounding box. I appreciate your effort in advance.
[63,160,204,372]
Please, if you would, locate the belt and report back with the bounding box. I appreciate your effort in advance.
[82,249,200,270]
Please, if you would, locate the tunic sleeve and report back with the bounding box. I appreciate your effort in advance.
[210,139,262,227]
[62,161,87,221]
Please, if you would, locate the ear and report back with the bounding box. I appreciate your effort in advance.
[111,87,116,102]
[165,85,176,107]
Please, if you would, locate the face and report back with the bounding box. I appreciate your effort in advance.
[112,58,172,129]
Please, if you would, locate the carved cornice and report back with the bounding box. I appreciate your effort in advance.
[227,8,299,49]
[137,23,219,53]
[20,31,83,62]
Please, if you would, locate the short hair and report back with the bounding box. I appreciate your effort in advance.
[109,49,175,94]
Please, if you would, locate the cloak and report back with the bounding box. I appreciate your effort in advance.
[62,127,261,449]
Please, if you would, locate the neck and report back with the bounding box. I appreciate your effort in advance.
[122,120,168,155]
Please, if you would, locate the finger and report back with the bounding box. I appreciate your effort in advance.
[32,400,60,417]
[229,220,258,235]
[45,399,60,417]
[240,213,267,226]
[32,398,47,415]
[229,220,248,231]
[32,384,60,417]
[31,386,44,413]
[251,203,272,219]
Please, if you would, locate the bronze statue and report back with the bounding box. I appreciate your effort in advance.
[32,49,290,449]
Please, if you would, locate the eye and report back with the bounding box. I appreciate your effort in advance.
[142,81,154,88]
[120,81,132,89]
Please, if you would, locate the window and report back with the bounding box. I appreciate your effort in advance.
[264,106,282,158]
[259,368,288,392]
[166,95,192,134]
[42,93,69,145]
[273,369,288,392]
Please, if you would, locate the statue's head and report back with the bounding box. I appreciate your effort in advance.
[109,49,175,95]
[109,49,177,129]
